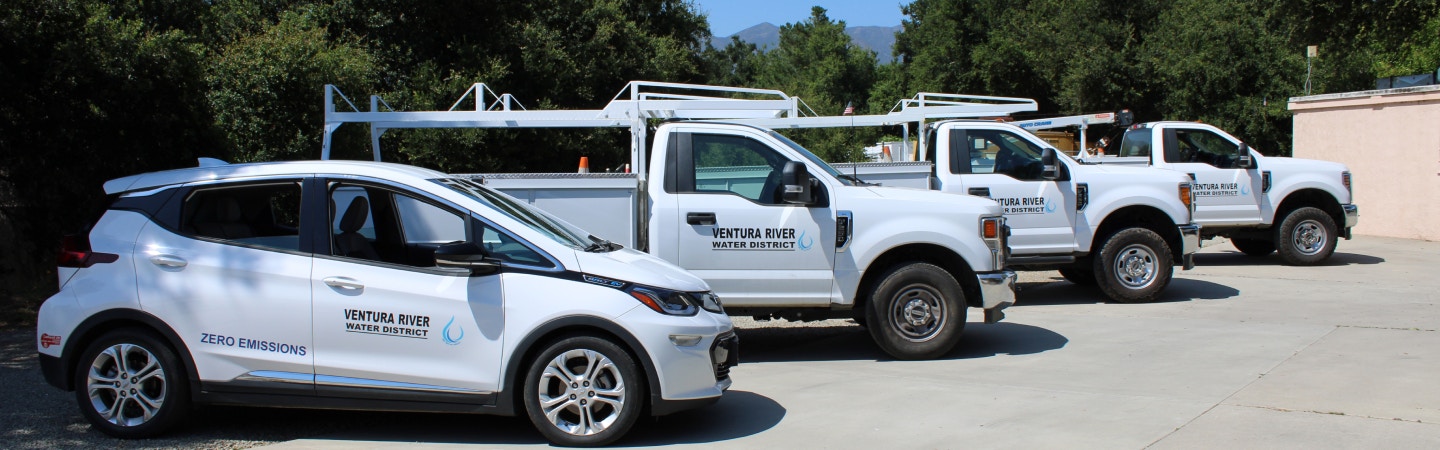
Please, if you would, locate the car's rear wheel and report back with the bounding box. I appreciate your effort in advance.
[523,335,644,447]
[74,328,189,438]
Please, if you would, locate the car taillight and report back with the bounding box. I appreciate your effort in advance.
[57,234,118,268]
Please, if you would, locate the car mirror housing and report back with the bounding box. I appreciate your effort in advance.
[781,161,815,205]
[434,241,501,275]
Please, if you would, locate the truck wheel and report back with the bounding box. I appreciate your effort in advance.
[1094,228,1173,304]
[1275,207,1337,266]
[1058,267,1097,286]
[1231,238,1275,257]
[74,328,190,439]
[523,335,643,447]
[865,263,966,360]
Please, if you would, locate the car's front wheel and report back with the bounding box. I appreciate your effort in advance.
[865,262,966,360]
[1275,207,1337,265]
[74,328,190,438]
[522,335,644,447]
[1094,228,1173,303]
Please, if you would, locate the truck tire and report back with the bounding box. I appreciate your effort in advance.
[1230,238,1275,257]
[1058,267,1097,286]
[1275,207,1337,266]
[865,263,966,360]
[1094,228,1173,304]
[522,335,644,447]
[74,328,191,439]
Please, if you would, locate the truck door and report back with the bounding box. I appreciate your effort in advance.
[1163,127,1262,226]
[661,128,836,307]
[310,180,503,402]
[945,127,1076,255]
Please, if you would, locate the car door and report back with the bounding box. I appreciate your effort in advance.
[947,127,1076,255]
[310,179,504,402]
[134,179,315,391]
[1164,127,1262,226]
[666,129,836,307]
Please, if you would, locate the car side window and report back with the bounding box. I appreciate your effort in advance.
[183,182,302,251]
[966,129,1046,181]
[476,221,549,267]
[329,183,463,268]
[1171,129,1242,168]
[691,133,786,205]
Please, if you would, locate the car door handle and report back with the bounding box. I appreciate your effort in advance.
[968,187,991,197]
[686,212,716,226]
[323,277,364,290]
[149,255,187,268]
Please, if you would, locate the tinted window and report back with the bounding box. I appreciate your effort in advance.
[329,183,464,267]
[692,133,785,204]
[183,182,303,251]
[1119,129,1152,158]
[1171,128,1242,168]
[964,129,1047,181]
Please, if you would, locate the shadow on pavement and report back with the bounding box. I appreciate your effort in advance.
[624,390,785,446]
[1195,250,1385,267]
[737,321,1066,363]
[1015,276,1240,306]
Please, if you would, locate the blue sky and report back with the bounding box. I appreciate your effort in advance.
[693,1,908,36]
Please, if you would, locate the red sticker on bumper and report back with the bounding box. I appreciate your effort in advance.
[40,334,61,348]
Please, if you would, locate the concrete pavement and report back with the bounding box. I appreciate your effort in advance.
[260,236,1440,449]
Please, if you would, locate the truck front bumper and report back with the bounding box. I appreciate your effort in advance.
[1342,204,1358,239]
[1179,223,1201,270]
[976,269,1017,324]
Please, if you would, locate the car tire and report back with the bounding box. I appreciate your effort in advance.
[1094,228,1173,304]
[1058,267,1097,286]
[865,262,966,360]
[1230,237,1276,257]
[1275,207,1337,266]
[73,328,190,439]
[522,335,644,447]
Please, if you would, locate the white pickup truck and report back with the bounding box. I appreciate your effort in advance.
[322,82,1017,360]
[829,120,1200,303]
[1089,122,1358,265]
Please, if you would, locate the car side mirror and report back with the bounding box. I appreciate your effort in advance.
[781,161,815,205]
[1236,143,1256,169]
[1041,148,1068,181]
[434,241,501,276]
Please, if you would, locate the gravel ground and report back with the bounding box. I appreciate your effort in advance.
[0,270,1065,448]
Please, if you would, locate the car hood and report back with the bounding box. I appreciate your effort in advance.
[571,247,710,292]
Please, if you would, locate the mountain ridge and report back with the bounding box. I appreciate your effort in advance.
[710,22,902,63]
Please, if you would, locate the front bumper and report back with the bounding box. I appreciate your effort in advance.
[1342,204,1358,239]
[976,270,1017,324]
[1178,223,1200,270]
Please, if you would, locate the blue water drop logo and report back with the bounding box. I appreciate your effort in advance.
[1240,184,1251,196]
[442,316,464,346]
[1044,199,1057,213]
[797,230,814,251]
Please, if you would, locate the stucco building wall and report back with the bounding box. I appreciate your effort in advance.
[1289,86,1440,241]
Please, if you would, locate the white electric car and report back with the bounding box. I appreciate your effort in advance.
[36,160,737,446]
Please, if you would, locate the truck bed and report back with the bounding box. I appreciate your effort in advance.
[460,173,641,247]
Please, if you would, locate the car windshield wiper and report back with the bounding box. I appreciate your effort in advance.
[584,235,623,252]
[838,174,878,186]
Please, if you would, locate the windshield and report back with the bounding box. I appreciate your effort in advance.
[436,178,594,249]
[767,130,860,186]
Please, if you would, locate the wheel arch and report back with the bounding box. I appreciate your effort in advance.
[1275,188,1344,230]
[498,315,660,418]
[55,309,200,397]
[1093,205,1184,264]
[857,243,979,311]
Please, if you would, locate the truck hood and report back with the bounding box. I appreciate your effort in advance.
[856,185,1004,214]
[1074,163,1191,182]
[1260,156,1349,173]
[570,247,710,292]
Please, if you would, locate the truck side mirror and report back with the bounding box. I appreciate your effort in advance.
[781,161,815,205]
[434,241,501,276]
[1041,148,1069,181]
[1236,143,1256,169]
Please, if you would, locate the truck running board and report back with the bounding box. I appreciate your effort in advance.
[1007,255,1077,265]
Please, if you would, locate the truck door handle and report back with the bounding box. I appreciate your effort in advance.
[968,187,991,197]
[149,255,187,268]
[686,212,716,225]
[323,277,364,290]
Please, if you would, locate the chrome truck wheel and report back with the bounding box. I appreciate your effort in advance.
[1095,228,1173,304]
[866,263,966,360]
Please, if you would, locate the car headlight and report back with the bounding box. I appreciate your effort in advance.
[628,286,723,316]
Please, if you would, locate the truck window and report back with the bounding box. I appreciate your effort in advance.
[963,129,1046,181]
[1118,129,1151,158]
[691,133,786,204]
[1171,128,1242,168]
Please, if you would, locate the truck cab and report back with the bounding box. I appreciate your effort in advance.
[1096,122,1358,265]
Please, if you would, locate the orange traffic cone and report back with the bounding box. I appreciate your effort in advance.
[881,146,893,163]
[578,157,590,173]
